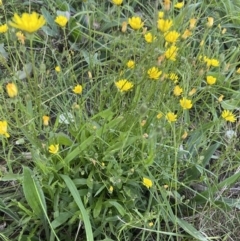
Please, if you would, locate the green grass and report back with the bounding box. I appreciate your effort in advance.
[1,0,240,240]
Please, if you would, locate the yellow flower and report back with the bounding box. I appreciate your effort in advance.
[0,121,10,138]
[182,29,192,39]
[128,16,144,30]
[149,222,154,227]
[165,45,178,61]
[6,83,18,98]
[206,17,214,27]
[167,73,179,83]
[188,88,197,96]
[55,15,68,28]
[174,1,184,9]
[144,32,156,43]
[210,59,219,67]
[109,186,114,193]
[218,95,224,102]
[0,24,8,33]
[121,21,128,33]
[203,57,219,67]
[126,60,135,68]
[115,79,134,92]
[206,75,216,85]
[9,12,46,33]
[157,112,163,119]
[164,30,180,43]
[221,110,236,123]
[158,11,164,19]
[0,0,2,6]
[147,67,162,80]
[189,18,197,29]
[42,115,50,126]
[55,66,61,72]
[180,98,192,109]
[112,0,123,5]
[166,112,177,122]
[16,31,25,44]
[157,19,172,32]
[173,85,183,96]
[73,84,83,94]
[143,177,153,188]
[49,144,59,154]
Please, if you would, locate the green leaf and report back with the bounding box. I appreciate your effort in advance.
[51,212,73,229]
[105,200,126,216]
[22,166,47,218]
[60,174,93,241]
[93,193,103,218]
[177,218,209,241]
[0,199,19,221]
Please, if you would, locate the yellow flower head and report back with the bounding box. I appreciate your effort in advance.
[210,58,219,67]
[112,0,123,5]
[9,12,46,33]
[173,85,183,96]
[55,66,61,72]
[109,186,114,193]
[206,75,216,85]
[144,32,156,43]
[221,110,236,122]
[143,177,153,188]
[115,79,134,92]
[164,30,180,43]
[158,11,164,19]
[6,83,18,98]
[128,16,144,30]
[157,112,163,119]
[206,17,214,27]
[189,18,197,29]
[73,84,83,94]
[180,97,193,109]
[0,121,10,138]
[0,24,8,33]
[218,95,224,102]
[147,67,162,80]
[16,31,25,44]
[167,73,179,83]
[182,29,192,39]
[49,144,59,154]
[126,60,135,68]
[42,115,50,126]
[157,19,173,32]
[174,1,184,9]
[165,45,178,61]
[166,112,177,122]
[55,15,68,28]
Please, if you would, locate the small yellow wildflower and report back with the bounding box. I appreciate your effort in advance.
[143,177,153,188]
[182,131,188,139]
[149,222,154,227]
[203,57,219,67]
[112,0,123,5]
[188,88,196,96]
[121,21,128,33]
[218,95,224,102]
[0,24,8,33]
[0,0,2,6]
[206,75,216,85]
[73,84,83,94]
[16,31,25,44]
[189,18,197,29]
[126,60,135,68]
[173,85,183,96]
[165,45,178,61]
[6,83,18,98]
[164,30,180,43]
[49,144,59,154]
[163,184,169,189]
[167,73,179,83]
[221,110,236,123]
[128,16,144,30]
[158,11,164,19]
[166,112,177,122]
[210,59,219,67]
[109,186,114,193]
[9,12,46,33]
[157,19,173,32]
[157,112,163,119]
[206,17,214,27]
[147,67,162,80]
[174,1,184,9]
[141,120,147,126]
[0,121,10,138]
[55,15,68,28]
[222,28,227,34]
[144,32,156,43]
[115,79,134,92]
[180,98,193,109]
[55,66,61,72]
[182,29,192,39]
[42,115,50,126]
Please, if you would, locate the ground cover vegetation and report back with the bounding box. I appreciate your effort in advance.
[1,0,240,240]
